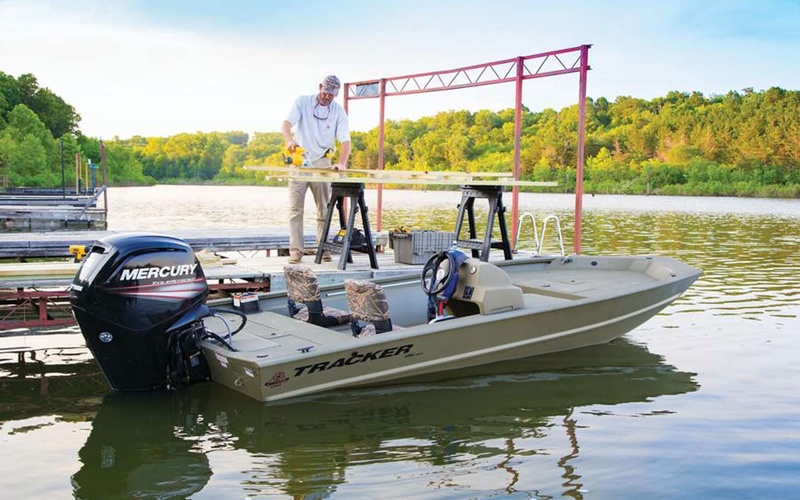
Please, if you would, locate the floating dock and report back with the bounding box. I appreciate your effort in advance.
[0,205,107,230]
[0,227,402,332]
[0,186,109,231]
[0,227,335,259]
[0,252,416,332]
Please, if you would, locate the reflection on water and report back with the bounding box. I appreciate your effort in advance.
[72,392,211,500]
[67,339,695,499]
[1,187,799,498]
[0,352,105,423]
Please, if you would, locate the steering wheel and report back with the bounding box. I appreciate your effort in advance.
[421,251,455,296]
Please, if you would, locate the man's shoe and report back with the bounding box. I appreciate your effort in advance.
[288,252,302,264]
[322,252,333,262]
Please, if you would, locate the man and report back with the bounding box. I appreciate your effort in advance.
[282,75,351,264]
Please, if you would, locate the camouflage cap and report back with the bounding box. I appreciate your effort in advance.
[321,75,340,96]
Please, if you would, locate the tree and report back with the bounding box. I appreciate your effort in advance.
[103,141,152,185]
[2,134,49,186]
[0,104,59,185]
[5,103,55,156]
[14,73,80,137]
[0,71,22,121]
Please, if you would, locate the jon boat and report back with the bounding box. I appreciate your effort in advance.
[69,232,701,402]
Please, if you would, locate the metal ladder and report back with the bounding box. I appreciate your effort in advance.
[514,212,565,256]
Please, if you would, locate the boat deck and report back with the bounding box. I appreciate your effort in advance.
[513,269,650,299]
[231,311,354,353]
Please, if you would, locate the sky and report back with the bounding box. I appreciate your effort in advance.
[1,0,798,139]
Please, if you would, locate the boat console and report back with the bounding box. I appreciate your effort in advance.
[447,259,524,316]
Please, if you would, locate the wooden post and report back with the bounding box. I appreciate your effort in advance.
[74,153,80,194]
[101,141,108,217]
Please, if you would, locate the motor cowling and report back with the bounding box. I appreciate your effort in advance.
[70,233,210,391]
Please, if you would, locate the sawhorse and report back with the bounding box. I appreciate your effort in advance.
[316,182,379,270]
[454,185,512,262]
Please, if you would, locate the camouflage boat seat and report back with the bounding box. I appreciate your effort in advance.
[283,265,350,327]
[344,279,398,338]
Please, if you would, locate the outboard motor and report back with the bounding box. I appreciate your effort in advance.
[70,233,212,392]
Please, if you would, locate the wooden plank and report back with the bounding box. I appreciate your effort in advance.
[246,165,514,179]
[0,263,270,289]
[263,174,555,187]
[0,253,244,280]
[0,261,79,278]
[245,166,556,187]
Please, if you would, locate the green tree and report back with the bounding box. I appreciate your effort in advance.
[0,104,59,185]
[12,73,80,137]
[2,134,49,186]
[5,103,56,157]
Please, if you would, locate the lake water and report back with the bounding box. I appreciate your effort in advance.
[1,186,798,499]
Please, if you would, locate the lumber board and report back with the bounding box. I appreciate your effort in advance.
[245,165,556,187]
[247,165,513,178]
[0,251,238,279]
[0,263,269,289]
[0,261,79,278]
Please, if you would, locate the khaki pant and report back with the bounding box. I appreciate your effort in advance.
[288,157,331,257]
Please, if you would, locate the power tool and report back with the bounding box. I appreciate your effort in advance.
[282,146,307,166]
[282,146,334,166]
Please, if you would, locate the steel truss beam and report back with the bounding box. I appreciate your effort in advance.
[347,46,587,100]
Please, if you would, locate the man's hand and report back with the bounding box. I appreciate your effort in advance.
[281,120,296,151]
[331,163,347,170]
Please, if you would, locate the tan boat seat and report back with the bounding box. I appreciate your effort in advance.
[344,279,399,338]
[283,265,350,327]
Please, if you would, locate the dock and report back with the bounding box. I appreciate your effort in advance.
[0,227,329,259]
[0,251,420,333]
[0,258,267,332]
[0,174,532,333]
[0,205,108,231]
[0,227,404,332]
[0,186,109,231]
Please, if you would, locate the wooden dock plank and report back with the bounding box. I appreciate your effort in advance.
[0,227,390,258]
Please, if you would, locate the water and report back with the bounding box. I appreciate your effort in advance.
[1,186,799,499]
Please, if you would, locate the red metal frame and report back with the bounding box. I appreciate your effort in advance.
[0,279,271,332]
[344,45,591,254]
[0,289,74,331]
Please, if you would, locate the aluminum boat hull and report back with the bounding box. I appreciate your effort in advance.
[200,254,701,402]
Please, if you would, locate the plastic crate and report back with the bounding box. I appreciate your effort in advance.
[391,231,455,265]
